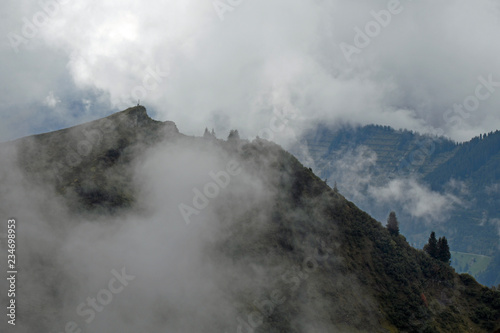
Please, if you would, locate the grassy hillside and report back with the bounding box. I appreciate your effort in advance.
[451,251,492,276]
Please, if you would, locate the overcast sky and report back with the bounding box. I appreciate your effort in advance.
[1,0,500,143]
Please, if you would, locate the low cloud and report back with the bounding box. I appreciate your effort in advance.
[2,0,500,143]
[326,145,378,202]
[324,145,463,224]
[0,129,381,332]
[368,178,461,222]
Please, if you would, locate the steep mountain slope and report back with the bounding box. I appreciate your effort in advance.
[292,124,500,286]
[425,131,500,191]
[11,106,179,213]
[0,107,499,332]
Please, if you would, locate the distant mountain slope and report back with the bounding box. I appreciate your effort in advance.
[293,124,500,286]
[300,124,457,181]
[0,107,499,332]
[425,131,500,190]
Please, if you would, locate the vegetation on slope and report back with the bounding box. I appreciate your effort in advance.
[3,107,499,332]
[295,124,500,286]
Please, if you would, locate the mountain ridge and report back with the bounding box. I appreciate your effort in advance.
[0,107,499,332]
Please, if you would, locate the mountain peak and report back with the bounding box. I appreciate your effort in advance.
[2,111,500,332]
[101,105,179,135]
[120,105,148,118]
[8,106,180,201]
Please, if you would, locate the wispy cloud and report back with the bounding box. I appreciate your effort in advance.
[368,178,461,222]
[0,129,381,331]
[324,145,463,224]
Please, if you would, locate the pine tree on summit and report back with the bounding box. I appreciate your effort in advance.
[386,211,399,236]
[203,128,217,139]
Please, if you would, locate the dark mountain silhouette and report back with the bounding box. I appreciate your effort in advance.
[0,107,499,332]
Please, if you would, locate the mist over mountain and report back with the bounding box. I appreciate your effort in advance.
[0,107,499,332]
[4,1,500,146]
[292,124,500,286]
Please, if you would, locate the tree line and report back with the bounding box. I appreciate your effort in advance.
[385,212,451,263]
[424,231,451,263]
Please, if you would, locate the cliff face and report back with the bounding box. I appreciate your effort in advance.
[0,108,499,333]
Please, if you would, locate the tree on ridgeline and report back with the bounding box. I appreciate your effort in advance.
[437,237,451,263]
[228,129,240,141]
[424,231,438,259]
[386,211,399,236]
[203,128,217,140]
[424,232,450,264]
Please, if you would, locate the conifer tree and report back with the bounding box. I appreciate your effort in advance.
[386,211,399,236]
[424,231,438,259]
[228,129,240,140]
[437,237,451,263]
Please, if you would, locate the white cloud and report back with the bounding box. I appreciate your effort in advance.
[326,145,378,202]
[368,178,461,222]
[1,0,500,143]
[44,90,60,108]
[325,145,464,223]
